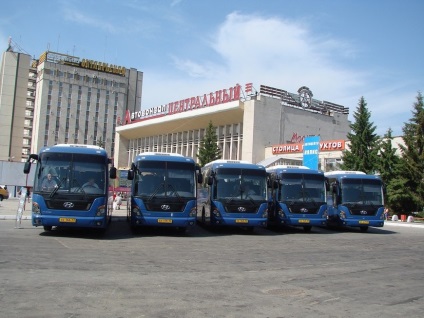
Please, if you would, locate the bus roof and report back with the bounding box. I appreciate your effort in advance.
[267,164,310,171]
[39,144,108,155]
[137,152,184,157]
[267,165,324,175]
[324,171,366,176]
[324,171,381,181]
[134,152,194,163]
[203,159,265,170]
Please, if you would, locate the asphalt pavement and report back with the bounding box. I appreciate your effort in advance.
[1,197,423,228]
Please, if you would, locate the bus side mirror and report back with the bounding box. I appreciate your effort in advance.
[267,179,272,188]
[24,154,38,174]
[325,179,330,191]
[331,183,339,196]
[197,174,203,184]
[127,170,134,181]
[109,167,117,179]
[207,176,213,186]
[23,161,31,174]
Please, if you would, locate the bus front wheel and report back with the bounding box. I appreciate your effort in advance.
[303,226,312,232]
[360,226,369,232]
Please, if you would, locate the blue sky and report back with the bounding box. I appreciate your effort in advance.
[1,0,422,136]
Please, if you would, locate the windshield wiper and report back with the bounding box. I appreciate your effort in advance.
[148,183,165,201]
[49,177,66,198]
[225,188,243,204]
[73,178,88,200]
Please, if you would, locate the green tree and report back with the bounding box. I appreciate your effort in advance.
[96,137,105,149]
[377,128,400,208]
[197,121,221,167]
[391,92,424,213]
[341,96,380,173]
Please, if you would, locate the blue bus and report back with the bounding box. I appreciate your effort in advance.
[127,152,202,232]
[324,171,385,232]
[197,160,268,230]
[23,144,117,232]
[266,165,327,232]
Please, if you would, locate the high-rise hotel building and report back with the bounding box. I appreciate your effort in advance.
[0,45,143,162]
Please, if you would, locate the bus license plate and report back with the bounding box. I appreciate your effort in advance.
[59,217,76,223]
[158,219,173,224]
[359,220,369,224]
[298,219,310,224]
[236,219,248,224]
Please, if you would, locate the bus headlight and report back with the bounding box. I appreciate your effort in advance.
[339,211,346,219]
[189,207,197,217]
[133,206,141,216]
[212,209,221,218]
[96,205,106,216]
[277,209,285,218]
[262,209,268,218]
[323,209,328,218]
[32,202,40,214]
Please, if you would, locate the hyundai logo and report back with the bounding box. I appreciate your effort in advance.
[300,208,308,213]
[161,205,171,210]
[63,202,74,209]
[360,210,368,215]
[238,207,246,212]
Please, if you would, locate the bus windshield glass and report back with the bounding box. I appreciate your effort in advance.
[33,152,106,194]
[341,179,383,206]
[134,161,195,198]
[214,168,267,201]
[279,173,325,203]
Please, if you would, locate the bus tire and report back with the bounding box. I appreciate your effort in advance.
[244,227,254,233]
[201,208,206,224]
[360,226,369,232]
[43,226,52,231]
[303,226,312,232]
[176,227,187,234]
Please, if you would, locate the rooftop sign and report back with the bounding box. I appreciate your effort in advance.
[38,51,126,76]
[122,83,242,125]
[272,140,345,154]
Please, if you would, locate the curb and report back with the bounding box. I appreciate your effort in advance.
[0,215,32,220]
[384,221,424,228]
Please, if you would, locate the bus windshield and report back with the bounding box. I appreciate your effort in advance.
[341,179,383,206]
[33,152,107,195]
[214,168,267,201]
[134,161,195,198]
[278,173,325,203]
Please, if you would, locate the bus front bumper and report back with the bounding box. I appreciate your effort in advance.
[211,216,267,227]
[282,217,327,227]
[32,214,108,228]
[341,218,384,228]
[132,215,196,227]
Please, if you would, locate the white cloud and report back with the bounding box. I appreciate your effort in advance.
[140,12,416,137]
[143,13,364,105]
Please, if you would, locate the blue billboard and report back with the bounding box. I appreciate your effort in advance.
[303,136,320,170]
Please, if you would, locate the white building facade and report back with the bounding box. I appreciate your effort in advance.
[0,45,143,161]
[115,83,352,169]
